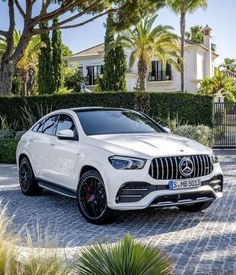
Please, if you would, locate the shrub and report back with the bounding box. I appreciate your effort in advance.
[0,204,19,275]
[21,230,70,275]
[20,103,53,130]
[0,139,18,163]
[75,235,173,275]
[0,129,15,140]
[0,114,18,131]
[0,204,70,275]
[175,125,213,147]
[15,130,26,141]
[159,113,188,133]
[0,92,213,130]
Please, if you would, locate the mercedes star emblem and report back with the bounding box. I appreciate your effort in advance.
[179,157,194,177]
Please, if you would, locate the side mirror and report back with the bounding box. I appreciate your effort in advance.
[56,129,76,140]
[163,127,171,133]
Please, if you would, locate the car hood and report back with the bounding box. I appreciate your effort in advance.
[87,133,212,159]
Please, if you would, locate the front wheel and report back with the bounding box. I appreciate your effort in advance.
[77,170,115,224]
[178,201,213,212]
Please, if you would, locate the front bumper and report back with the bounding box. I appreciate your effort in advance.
[105,162,223,210]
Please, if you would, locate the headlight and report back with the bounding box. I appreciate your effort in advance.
[212,153,219,163]
[108,156,146,170]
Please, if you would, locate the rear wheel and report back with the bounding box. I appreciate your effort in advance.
[178,201,213,212]
[19,157,42,196]
[77,170,115,224]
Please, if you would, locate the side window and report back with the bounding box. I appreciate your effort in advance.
[32,123,39,132]
[56,114,77,137]
[42,115,59,136]
[32,119,45,132]
[37,121,45,132]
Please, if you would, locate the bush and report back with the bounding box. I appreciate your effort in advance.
[159,113,188,133]
[0,92,213,130]
[175,125,213,147]
[15,130,26,141]
[0,204,70,275]
[0,139,18,164]
[75,235,173,275]
[0,204,19,275]
[0,129,15,140]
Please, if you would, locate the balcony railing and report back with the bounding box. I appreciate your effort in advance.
[148,72,173,82]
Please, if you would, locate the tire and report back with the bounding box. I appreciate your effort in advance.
[19,157,42,196]
[77,170,115,225]
[178,201,213,212]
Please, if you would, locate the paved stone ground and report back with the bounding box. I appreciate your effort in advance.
[0,150,235,274]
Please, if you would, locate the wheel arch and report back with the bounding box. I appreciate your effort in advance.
[78,164,110,202]
[18,153,34,173]
[79,165,101,179]
[19,153,29,163]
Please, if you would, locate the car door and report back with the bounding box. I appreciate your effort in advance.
[49,113,80,190]
[30,115,59,180]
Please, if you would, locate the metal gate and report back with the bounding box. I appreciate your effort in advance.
[214,102,236,148]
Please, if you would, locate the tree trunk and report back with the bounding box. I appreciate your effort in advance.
[137,59,147,91]
[180,12,186,93]
[0,59,15,96]
[0,29,30,96]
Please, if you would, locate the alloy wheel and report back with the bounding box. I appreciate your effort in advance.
[79,176,107,219]
[20,163,30,192]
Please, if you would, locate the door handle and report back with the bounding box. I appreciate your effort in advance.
[50,143,55,146]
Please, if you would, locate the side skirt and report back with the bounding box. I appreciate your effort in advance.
[36,178,77,199]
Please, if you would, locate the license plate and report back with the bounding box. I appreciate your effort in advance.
[169,178,201,190]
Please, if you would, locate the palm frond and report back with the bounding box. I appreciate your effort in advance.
[75,235,173,275]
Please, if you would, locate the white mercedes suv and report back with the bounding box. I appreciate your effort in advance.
[17,107,223,224]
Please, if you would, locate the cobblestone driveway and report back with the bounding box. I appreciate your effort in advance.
[0,150,235,275]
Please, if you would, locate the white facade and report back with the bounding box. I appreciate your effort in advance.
[65,26,218,93]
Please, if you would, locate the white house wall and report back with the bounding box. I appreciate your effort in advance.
[66,44,217,93]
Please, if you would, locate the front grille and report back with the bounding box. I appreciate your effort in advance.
[149,155,213,180]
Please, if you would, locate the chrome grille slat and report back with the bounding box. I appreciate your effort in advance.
[196,156,200,177]
[165,158,169,179]
[149,155,213,180]
[170,157,174,179]
[174,157,178,179]
[191,156,196,178]
[202,155,207,176]
[199,155,203,176]
[201,155,205,176]
[206,155,210,174]
[160,158,164,180]
[155,158,158,179]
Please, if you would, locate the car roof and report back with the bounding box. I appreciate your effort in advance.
[70,107,134,112]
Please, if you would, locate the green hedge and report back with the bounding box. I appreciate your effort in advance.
[0,92,213,130]
[0,139,17,164]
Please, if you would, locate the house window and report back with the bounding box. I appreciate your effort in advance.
[148,61,172,82]
[86,65,104,85]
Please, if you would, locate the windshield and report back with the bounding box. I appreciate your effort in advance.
[76,110,163,135]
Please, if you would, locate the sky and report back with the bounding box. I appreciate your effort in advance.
[1,0,235,66]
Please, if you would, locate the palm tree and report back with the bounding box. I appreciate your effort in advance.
[117,14,180,91]
[220,58,236,72]
[167,0,207,92]
[185,25,204,44]
[0,30,45,96]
